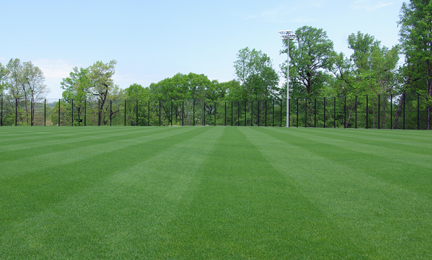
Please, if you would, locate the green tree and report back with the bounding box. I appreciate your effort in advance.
[88,60,117,126]
[282,26,335,99]
[398,0,432,129]
[234,47,279,115]
[4,59,48,125]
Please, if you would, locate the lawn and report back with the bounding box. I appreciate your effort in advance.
[0,126,431,259]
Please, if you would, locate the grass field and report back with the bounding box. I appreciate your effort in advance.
[0,126,431,259]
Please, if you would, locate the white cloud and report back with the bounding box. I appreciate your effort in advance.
[32,59,77,80]
[352,0,393,11]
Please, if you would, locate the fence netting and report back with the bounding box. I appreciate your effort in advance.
[0,94,430,129]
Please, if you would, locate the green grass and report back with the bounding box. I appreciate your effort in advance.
[0,126,431,259]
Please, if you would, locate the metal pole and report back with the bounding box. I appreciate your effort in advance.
[0,96,3,127]
[366,95,368,129]
[334,97,336,128]
[355,96,357,129]
[286,41,290,127]
[391,95,393,129]
[258,101,260,127]
[378,95,381,129]
[403,94,406,130]
[78,100,80,127]
[296,98,299,127]
[225,102,227,126]
[238,101,240,126]
[136,100,138,126]
[305,99,307,127]
[31,101,33,126]
[232,101,234,126]
[72,99,74,126]
[245,101,247,126]
[58,99,61,126]
[323,97,326,128]
[418,93,420,130]
[315,98,317,128]
[15,98,18,126]
[251,101,253,126]
[44,99,46,126]
[84,99,87,126]
[280,100,282,127]
[344,96,346,128]
[273,100,275,127]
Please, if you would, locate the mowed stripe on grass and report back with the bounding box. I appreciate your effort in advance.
[0,126,431,259]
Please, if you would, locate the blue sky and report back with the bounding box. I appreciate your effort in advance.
[1,0,405,98]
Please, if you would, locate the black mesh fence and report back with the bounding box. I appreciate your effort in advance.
[1,94,431,129]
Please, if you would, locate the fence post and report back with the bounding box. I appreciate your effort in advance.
[58,99,61,126]
[280,100,282,127]
[305,99,307,128]
[378,95,381,129]
[418,93,420,130]
[124,100,127,126]
[272,100,275,127]
[355,96,357,129]
[334,97,336,128]
[315,98,317,128]
[296,98,299,127]
[344,97,346,128]
[258,101,260,127]
[403,94,406,130]
[0,96,2,126]
[232,101,234,126]
[245,101,247,127]
[31,101,33,126]
[225,102,227,126]
[15,98,18,126]
[84,99,87,126]
[289,99,291,128]
[72,99,74,126]
[366,95,368,129]
[251,101,253,126]
[390,95,393,129]
[78,101,81,127]
[44,99,46,126]
[136,100,139,126]
[324,97,326,128]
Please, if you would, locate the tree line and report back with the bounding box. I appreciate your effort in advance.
[1,0,430,128]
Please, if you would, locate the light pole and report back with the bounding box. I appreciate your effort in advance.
[278,30,296,127]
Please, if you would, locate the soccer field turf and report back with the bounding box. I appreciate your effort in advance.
[0,126,431,259]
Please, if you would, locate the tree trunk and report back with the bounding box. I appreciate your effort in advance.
[345,98,357,128]
[392,91,405,129]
